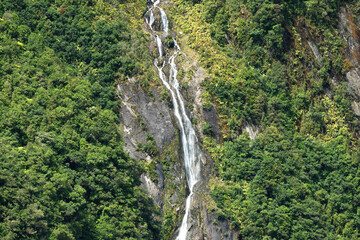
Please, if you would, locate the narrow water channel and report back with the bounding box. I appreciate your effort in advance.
[145,1,202,239]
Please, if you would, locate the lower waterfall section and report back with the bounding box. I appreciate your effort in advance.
[145,1,201,239]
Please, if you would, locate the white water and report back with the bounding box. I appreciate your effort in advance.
[145,2,201,239]
[149,11,155,30]
[155,35,163,56]
[159,8,169,33]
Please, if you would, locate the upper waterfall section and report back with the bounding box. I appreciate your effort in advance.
[145,0,169,35]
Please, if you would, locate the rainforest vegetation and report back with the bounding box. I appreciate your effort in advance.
[0,0,159,239]
[170,0,360,239]
[1,0,360,239]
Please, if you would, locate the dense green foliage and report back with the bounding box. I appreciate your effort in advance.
[198,0,350,129]
[2,0,360,239]
[171,0,360,239]
[0,0,159,239]
[212,129,360,239]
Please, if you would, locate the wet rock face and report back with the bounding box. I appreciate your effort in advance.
[152,8,164,32]
[140,0,237,238]
[171,189,238,240]
[187,189,239,240]
[163,33,236,240]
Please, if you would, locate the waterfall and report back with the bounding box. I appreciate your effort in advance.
[145,2,201,239]
[159,8,169,33]
[148,11,155,30]
[155,35,163,56]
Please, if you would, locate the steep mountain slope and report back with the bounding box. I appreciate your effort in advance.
[2,0,360,239]
[0,0,160,239]
[120,0,233,239]
[165,0,360,239]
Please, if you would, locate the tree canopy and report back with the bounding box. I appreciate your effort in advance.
[0,0,159,239]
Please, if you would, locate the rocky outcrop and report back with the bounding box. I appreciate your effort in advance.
[121,1,236,239]
[171,185,237,240]
[175,46,222,143]
[307,40,322,66]
[141,174,163,205]
[117,81,175,159]
[338,6,360,116]
[352,101,360,116]
[339,7,360,66]
[172,26,236,240]
[117,78,183,208]
[202,210,237,240]
[346,68,360,97]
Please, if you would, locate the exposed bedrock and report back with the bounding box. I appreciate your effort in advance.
[338,6,360,115]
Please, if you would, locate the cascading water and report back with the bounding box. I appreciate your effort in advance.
[146,11,154,30]
[145,1,201,239]
[155,35,163,57]
[159,8,169,33]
